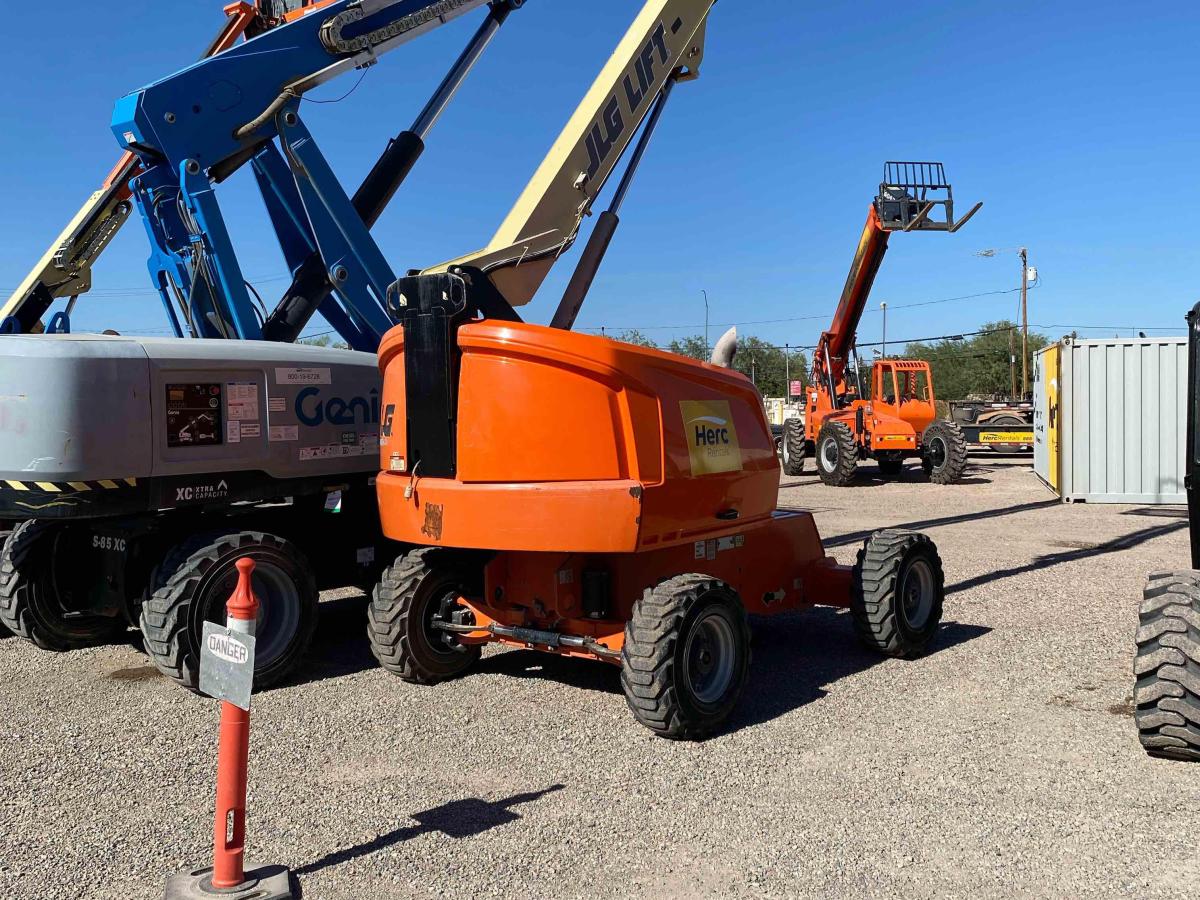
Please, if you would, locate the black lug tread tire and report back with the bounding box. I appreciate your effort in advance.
[0,529,8,635]
[367,548,482,684]
[922,420,969,485]
[781,418,807,476]
[852,529,945,658]
[140,530,318,692]
[878,456,905,478]
[621,575,751,741]
[0,520,124,651]
[816,421,859,487]
[1135,572,1200,762]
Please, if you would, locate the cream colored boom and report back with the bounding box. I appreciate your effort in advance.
[0,158,137,331]
[424,0,714,306]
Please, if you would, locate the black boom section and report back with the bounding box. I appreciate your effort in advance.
[389,273,472,479]
[1187,302,1200,568]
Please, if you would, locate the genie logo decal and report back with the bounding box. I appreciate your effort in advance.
[296,387,381,428]
[584,18,683,180]
[680,400,742,476]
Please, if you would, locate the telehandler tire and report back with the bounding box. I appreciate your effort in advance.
[0,521,125,651]
[781,418,807,476]
[368,548,483,684]
[140,530,318,691]
[852,530,944,657]
[921,421,968,484]
[621,575,751,740]
[1135,572,1200,762]
[816,421,859,486]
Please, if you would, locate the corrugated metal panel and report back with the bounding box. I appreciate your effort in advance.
[1059,337,1186,503]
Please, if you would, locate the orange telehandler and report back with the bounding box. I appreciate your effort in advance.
[366,1,949,740]
[780,163,982,486]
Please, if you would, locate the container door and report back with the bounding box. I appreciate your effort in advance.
[1033,345,1061,493]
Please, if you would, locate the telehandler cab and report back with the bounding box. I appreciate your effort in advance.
[367,5,950,739]
[780,162,982,486]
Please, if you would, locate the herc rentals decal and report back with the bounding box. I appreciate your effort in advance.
[680,400,742,476]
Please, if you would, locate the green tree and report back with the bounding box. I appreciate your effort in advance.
[299,334,349,350]
[667,335,708,361]
[903,320,1049,400]
[666,334,808,398]
[613,329,658,348]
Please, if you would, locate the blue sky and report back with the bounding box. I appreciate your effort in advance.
[1,0,1197,350]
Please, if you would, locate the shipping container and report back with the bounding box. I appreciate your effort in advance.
[1034,336,1187,503]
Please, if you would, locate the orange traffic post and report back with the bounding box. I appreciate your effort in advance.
[213,558,256,888]
[163,558,296,900]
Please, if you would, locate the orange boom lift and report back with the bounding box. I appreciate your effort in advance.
[781,163,982,486]
[368,3,950,739]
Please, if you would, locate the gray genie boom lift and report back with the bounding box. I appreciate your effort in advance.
[0,0,527,687]
[0,0,712,693]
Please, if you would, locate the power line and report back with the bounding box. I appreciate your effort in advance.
[580,285,1034,333]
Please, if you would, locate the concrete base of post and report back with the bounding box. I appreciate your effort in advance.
[163,862,297,899]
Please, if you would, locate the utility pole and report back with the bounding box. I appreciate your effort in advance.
[1008,327,1017,398]
[881,301,888,357]
[1019,247,1029,397]
[784,345,791,399]
[701,289,709,357]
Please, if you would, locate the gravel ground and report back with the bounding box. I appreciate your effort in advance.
[1,456,1197,899]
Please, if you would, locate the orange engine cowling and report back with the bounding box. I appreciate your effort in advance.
[376,320,780,554]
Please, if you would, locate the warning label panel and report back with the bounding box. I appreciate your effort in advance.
[226,382,259,421]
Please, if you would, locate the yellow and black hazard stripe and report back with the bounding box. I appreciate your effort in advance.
[1,477,138,493]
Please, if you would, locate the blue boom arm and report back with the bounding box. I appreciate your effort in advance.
[111,0,515,350]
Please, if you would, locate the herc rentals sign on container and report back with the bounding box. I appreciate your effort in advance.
[1034,336,1187,503]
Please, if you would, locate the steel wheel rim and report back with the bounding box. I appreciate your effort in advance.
[899,558,934,629]
[210,561,300,668]
[929,436,947,469]
[683,610,737,707]
[423,585,467,659]
[782,437,791,467]
[820,437,839,472]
